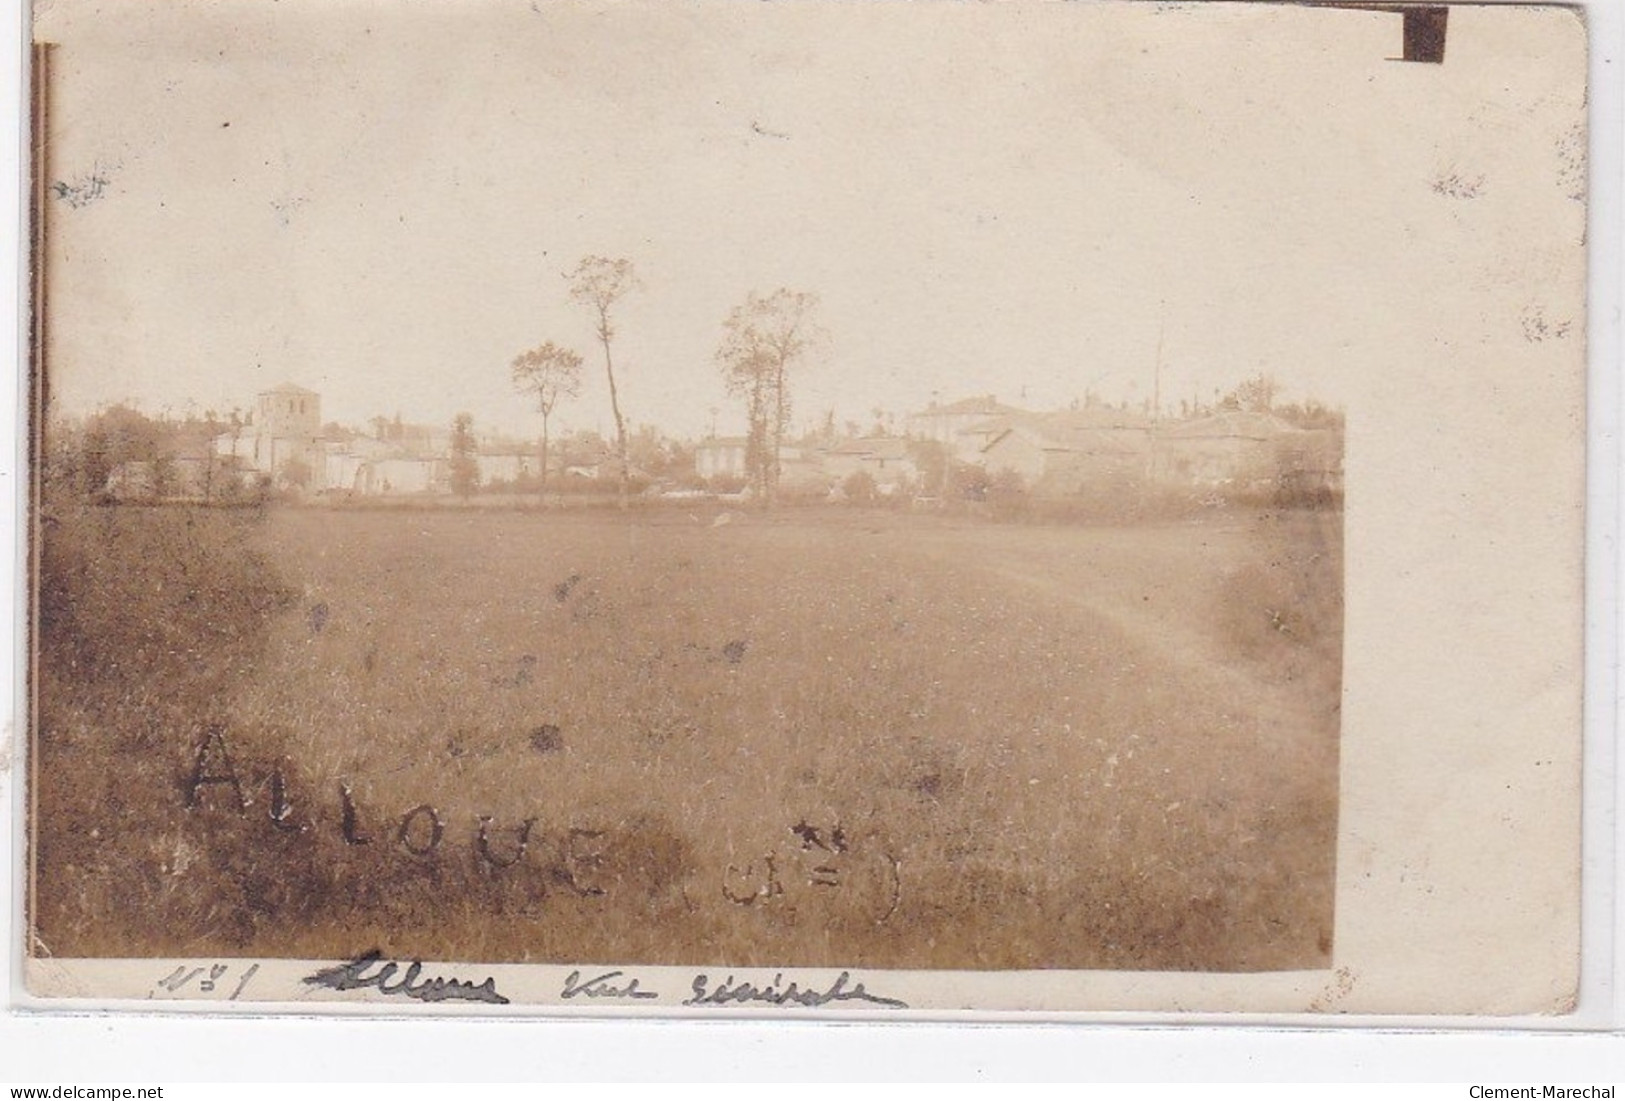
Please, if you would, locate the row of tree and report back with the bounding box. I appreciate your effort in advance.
[41,404,282,505]
[716,289,823,506]
[508,256,824,508]
[502,268,1343,508]
[508,256,640,505]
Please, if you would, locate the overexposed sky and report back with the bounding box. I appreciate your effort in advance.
[36,0,1584,439]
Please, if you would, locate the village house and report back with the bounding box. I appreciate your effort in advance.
[476,453,520,485]
[216,382,327,490]
[978,409,1153,495]
[693,437,830,493]
[353,456,444,495]
[823,436,918,492]
[694,437,748,482]
[475,446,537,486]
[692,438,832,496]
[370,416,451,459]
[1150,410,1305,490]
[200,383,1338,506]
[322,431,388,493]
[775,445,829,493]
[556,437,619,482]
[214,387,470,496]
[907,395,1026,461]
[353,417,454,495]
[954,415,1021,459]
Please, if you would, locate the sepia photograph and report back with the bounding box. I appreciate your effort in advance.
[22,0,1587,1014]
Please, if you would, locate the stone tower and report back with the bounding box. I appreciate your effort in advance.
[252,382,323,489]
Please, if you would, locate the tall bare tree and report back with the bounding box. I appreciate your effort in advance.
[511,341,584,493]
[449,412,479,499]
[568,256,640,506]
[716,289,822,506]
[717,339,775,502]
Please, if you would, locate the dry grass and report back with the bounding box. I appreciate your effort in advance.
[33,502,1340,971]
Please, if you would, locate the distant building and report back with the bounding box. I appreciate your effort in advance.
[1151,411,1304,489]
[695,437,838,493]
[908,395,1026,461]
[954,415,1021,459]
[823,436,918,491]
[695,437,748,482]
[476,446,538,486]
[216,382,326,490]
[971,406,1341,498]
[323,434,389,494]
[775,446,828,493]
[215,387,478,497]
[371,416,450,459]
[558,438,621,482]
[354,456,444,495]
[979,409,1153,495]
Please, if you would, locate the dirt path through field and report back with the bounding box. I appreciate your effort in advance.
[902,515,1343,762]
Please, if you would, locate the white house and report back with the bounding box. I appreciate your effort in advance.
[695,437,748,482]
[477,448,538,486]
[823,437,918,491]
[354,457,443,495]
[907,395,1025,461]
[979,410,1152,495]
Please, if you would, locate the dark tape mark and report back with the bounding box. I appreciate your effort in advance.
[1401,8,1448,65]
[1312,4,1448,65]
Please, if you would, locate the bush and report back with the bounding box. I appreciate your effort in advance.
[706,473,747,495]
[948,463,990,503]
[986,468,1030,520]
[841,470,877,506]
[39,504,296,694]
[33,501,301,955]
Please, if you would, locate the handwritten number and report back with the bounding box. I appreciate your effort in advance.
[229,963,260,1001]
[157,965,204,993]
[154,962,260,1000]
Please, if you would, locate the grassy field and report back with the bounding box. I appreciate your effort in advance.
[33,502,1341,972]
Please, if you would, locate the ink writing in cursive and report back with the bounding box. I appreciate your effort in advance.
[683,971,907,1009]
[303,950,509,1005]
[561,969,659,1000]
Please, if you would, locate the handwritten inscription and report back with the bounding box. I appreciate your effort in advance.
[561,969,658,1000]
[184,731,903,921]
[684,971,907,1009]
[724,821,901,923]
[153,961,259,1000]
[303,950,509,1005]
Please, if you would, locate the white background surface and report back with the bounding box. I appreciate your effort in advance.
[4,0,1623,1080]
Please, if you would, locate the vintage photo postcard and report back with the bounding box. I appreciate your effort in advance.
[21,0,1588,1016]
